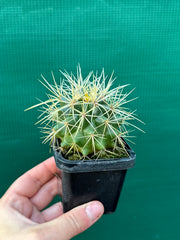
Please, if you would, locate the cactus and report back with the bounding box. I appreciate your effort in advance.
[27,65,143,160]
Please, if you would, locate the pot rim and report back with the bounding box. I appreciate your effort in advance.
[54,140,136,173]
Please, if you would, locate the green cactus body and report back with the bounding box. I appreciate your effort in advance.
[27,65,143,160]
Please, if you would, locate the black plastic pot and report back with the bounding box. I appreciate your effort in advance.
[54,142,135,214]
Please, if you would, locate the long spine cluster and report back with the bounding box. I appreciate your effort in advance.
[27,65,143,160]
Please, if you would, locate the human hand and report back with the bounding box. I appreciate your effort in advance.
[0,157,104,240]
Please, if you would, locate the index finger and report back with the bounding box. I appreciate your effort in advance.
[8,157,61,198]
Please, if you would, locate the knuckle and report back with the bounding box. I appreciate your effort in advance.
[66,212,84,233]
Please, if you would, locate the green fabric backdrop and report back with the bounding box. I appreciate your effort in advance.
[0,1,180,239]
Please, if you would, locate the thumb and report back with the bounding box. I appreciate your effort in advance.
[36,201,104,240]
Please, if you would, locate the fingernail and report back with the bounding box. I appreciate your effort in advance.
[85,202,103,221]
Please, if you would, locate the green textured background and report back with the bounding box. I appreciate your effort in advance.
[0,1,180,239]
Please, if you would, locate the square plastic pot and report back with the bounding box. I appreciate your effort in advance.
[54,141,135,214]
